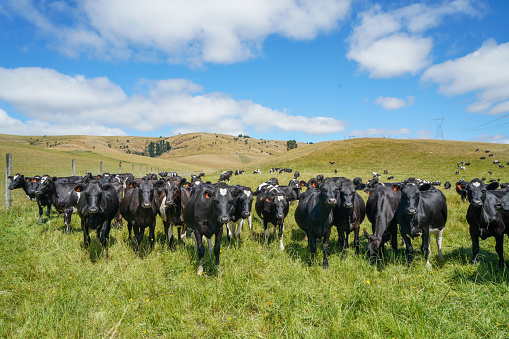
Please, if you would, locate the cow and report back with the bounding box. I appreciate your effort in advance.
[495,190,509,212]
[480,157,486,160]
[489,154,495,157]
[226,185,254,248]
[387,176,395,180]
[396,180,447,267]
[74,180,119,256]
[218,170,233,182]
[333,179,366,254]
[294,171,300,179]
[120,177,165,255]
[32,175,53,224]
[255,186,289,251]
[253,169,261,174]
[455,179,468,202]
[444,181,452,189]
[294,177,339,268]
[316,174,324,183]
[363,185,401,263]
[466,179,509,267]
[8,173,36,201]
[38,176,83,234]
[157,176,191,248]
[183,182,237,275]
[277,179,302,204]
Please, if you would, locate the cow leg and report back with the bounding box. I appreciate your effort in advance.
[164,221,174,249]
[46,204,51,222]
[207,237,213,251]
[100,220,111,258]
[353,223,360,255]
[82,220,90,247]
[247,215,254,238]
[421,231,431,268]
[127,221,133,239]
[401,233,414,264]
[322,228,331,269]
[495,235,505,268]
[214,225,223,266]
[389,221,398,252]
[148,221,156,251]
[37,202,44,224]
[278,221,285,251]
[264,221,270,247]
[133,224,142,256]
[470,228,480,265]
[308,232,317,266]
[194,230,205,276]
[236,220,243,240]
[337,225,344,250]
[64,210,72,235]
[226,222,233,249]
[436,229,444,261]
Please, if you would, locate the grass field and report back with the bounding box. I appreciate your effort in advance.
[1,135,509,338]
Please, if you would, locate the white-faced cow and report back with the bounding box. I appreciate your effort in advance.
[466,179,509,267]
[120,178,165,255]
[74,180,119,256]
[396,180,447,267]
[294,177,339,268]
[183,182,237,275]
[255,186,289,251]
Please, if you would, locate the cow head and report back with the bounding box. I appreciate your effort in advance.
[34,175,52,195]
[7,173,24,190]
[138,179,164,210]
[209,183,234,223]
[75,180,113,214]
[264,188,288,220]
[339,179,356,210]
[232,186,253,218]
[318,177,338,207]
[495,191,509,212]
[467,178,498,208]
[162,177,186,207]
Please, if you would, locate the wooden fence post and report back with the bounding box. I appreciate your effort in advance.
[5,153,12,209]
[72,159,76,176]
[119,162,122,174]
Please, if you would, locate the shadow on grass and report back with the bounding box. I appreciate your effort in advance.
[84,235,118,262]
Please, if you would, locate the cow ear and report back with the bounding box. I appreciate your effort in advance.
[487,182,499,190]
[74,184,85,192]
[312,182,317,188]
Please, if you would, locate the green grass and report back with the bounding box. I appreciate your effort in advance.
[1,137,509,338]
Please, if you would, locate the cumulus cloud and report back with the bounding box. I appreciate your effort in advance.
[416,130,432,139]
[422,40,509,115]
[374,96,415,110]
[347,0,483,78]
[350,128,411,137]
[4,0,351,65]
[0,67,346,136]
[470,134,509,144]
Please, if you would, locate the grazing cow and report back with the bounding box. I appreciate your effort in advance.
[384,170,388,174]
[485,150,490,153]
[226,185,254,247]
[32,175,53,224]
[294,171,300,179]
[455,171,460,175]
[476,149,480,151]
[500,165,505,169]
[489,154,494,157]
[465,163,471,166]
[466,179,509,267]
[396,181,447,267]
[8,174,35,201]
[157,176,191,248]
[38,176,84,234]
[234,170,245,175]
[444,181,452,189]
[255,186,290,251]
[218,170,233,182]
[183,183,237,275]
[295,177,339,268]
[120,178,165,254]
[363,185,401,263]
[431,181,441,187]
[253,169,261,174]
[488,171,493,175]
[333,179,366,254]
[480,157,486,160]
[330,161,335,165]
[387,176,395,180]
[74,180,119,256]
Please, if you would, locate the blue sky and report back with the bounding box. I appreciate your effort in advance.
[0,0,508,143]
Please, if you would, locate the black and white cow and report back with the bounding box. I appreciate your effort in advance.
[295,177,339,268]
[333,178,366,254]
[8,173,36,201]
[218,170,233,182]
[396,180,447,267]
[466,179,509,267]
[32,175,53,224]
[120,178,165,255]
[183,182,237,275]
[253,169,261,174]
[255,186,289,251]
[444,181,452,189]
[226,185,254,248]
[74,180,119,256]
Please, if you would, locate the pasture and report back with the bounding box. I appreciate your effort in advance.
[1,136,509,338]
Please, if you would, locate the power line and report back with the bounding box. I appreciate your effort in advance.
[456,113,509,132]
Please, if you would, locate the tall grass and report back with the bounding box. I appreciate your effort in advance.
[1,137,508,338]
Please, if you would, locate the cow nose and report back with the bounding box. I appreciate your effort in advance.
[142,202,151,208]
[276,213,285,219]
[165,200,175,207]
[472,199,483,206]
[89,207,98,214]
[407,208,417,215]
[495,202,502,210]
[242,211,250,218]
[327,198,337,205]
[345,202,353,208]
[220,216,229,223]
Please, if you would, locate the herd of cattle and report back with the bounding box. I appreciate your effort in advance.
[7,167,509,275]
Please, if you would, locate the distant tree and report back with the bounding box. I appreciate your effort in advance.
[287,140,298,150]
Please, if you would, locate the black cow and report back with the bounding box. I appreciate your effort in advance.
[226,185,254,247]
[466,179,509,267]
[294,171,300,179]
[32,175,53,224]
[495,190,509,212]
[480,157,486,160]
[396,181,447,267]
[218,170,233,182]
[39,176,83,234]
[295,177,339,268]
[183,183,237,275]
[120,178,165,255]
[8,173,35,201]
[255,186,289,251]
[333,179,366,254]
[444,181,452,189]
[387,176,395,180]
[157,176,191,248]
[363,185,401,262]
[74,180,119,256]
[277,179,302,204]
[455,179,468,202]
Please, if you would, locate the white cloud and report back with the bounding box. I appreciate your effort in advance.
[471,134,509,144]
[416,130,432,139]
[347,0,483,78]
[0,67,346,136]
[374,96,415,110]
[422,40,509,115]
[350,128,410,137]
[6,0,351,65]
